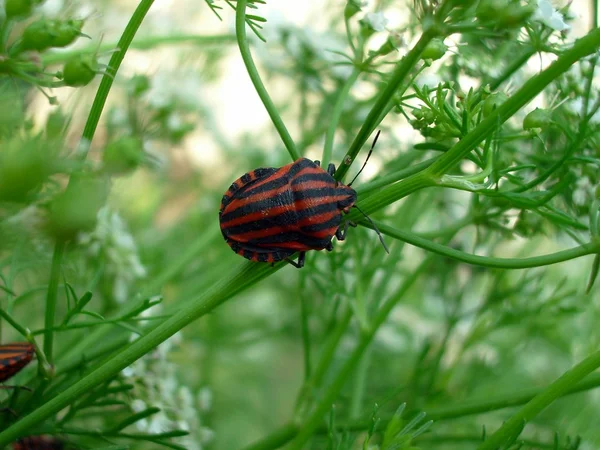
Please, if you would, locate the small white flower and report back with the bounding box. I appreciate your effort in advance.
[364,12,388,32]
[533,0,570,31]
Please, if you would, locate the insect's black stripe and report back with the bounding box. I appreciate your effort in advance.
[237,173,333,203]
[247,231,332,248]
[222,202,341,235]
[238,159,317,197]
[300,215,342,233]
[242,249,254,260]
[258,253,269,262]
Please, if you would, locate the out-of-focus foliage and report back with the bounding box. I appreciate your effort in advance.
[1,0,600,449]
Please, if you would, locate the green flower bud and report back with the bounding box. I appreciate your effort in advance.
[0,138,49,202]
[21,19,56,51]
[128,74,150,97]
[5,0,35,18]
[62,54,98,87]
[51,19,85,47]
[344,0,365,19]
[47,172,110,240]
[476,0,535,28]
[421,38,448,61]
[482,91,508,117]
[523,107,552,130]
[103,136,145,175]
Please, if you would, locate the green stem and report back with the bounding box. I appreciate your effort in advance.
[365,220,600,269]
[335,27,440,181]
[477,350,600,450]
[78,0,156,160]
[42,34,236,65]
[43,241,65,364]
[0,262,281,446]
[322,68,360,168]
[235,0,299,161]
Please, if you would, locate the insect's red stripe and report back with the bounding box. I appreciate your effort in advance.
[220,195,348,229]
[227,209,340,242]
[237,162,295,196]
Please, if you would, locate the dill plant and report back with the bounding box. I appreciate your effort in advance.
[1,0,600,449]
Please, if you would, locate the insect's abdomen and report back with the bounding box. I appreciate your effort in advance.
[220,159,344,254]
[0,342,34,382]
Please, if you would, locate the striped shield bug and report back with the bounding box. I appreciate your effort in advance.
[219,131,388,268]
[12,436,63,450]
[0,342,35,386]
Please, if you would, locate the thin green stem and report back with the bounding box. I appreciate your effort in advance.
[477,350,600,450]
[322,68,360,168]
[235,0,299,161]
[0,262,282,446]
[43,241,65,364]
[335,27,441,181]
[364,219,600,269]
[78,0,156,160]
[41,34,236,65]
[0,306,29,338]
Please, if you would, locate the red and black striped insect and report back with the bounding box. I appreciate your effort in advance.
[219,132,388,268]
[12,436,64,450]
[0,342,35,387]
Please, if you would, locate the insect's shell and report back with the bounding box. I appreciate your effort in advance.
[0,342,35,383]
[219,158,357,263]
[12,436,63,450]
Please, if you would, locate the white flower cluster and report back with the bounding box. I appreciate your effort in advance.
[533,0,570,31]
[122,328,213,450]
[78,207,147,303]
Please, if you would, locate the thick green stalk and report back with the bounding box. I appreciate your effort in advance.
[235,0,299,161]
[0,262,281,446]
[43,240,65,364]
[477,350,600,449]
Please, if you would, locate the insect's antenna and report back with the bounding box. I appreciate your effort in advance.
[353,204,390,254]
[348,130,381,187]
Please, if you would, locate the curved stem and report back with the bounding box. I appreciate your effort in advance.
[235,0,299,161]
[364,219,600,269]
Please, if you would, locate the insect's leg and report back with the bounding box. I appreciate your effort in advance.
[327,163,336,176]
[314,160,321,167]
[336,221,350,241]
[325,241,334,252]
[0,385,32,391]
[0,408,17,416]
[286,252,306,269]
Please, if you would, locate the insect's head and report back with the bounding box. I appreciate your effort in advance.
[346,130,390,254]
[336,183,357,213]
